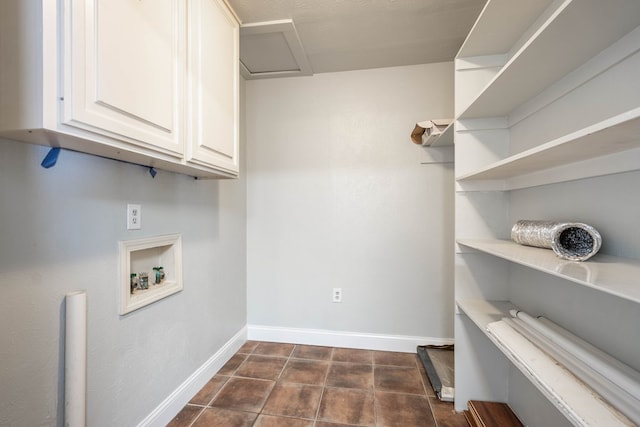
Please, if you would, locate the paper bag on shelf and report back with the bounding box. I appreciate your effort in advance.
[411,119,451,146]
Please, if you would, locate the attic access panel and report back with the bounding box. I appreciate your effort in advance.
[240,19,313,79]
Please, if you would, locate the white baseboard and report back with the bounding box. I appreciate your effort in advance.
[247,325,453,353]
[137,326,248,427]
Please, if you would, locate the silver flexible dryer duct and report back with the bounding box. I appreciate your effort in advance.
[511,220,602,261]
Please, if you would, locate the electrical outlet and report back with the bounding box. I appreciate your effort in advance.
[127,204,141,230]
[332,288,342,303]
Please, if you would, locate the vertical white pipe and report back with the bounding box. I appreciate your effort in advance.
[65,291,87,427]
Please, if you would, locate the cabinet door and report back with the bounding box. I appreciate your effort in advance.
[186,0,239,175]
[62,0,184,156]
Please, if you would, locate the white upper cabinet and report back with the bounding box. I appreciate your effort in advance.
[185,0,239,174]
[0,0,239,178]
[63,0,185,156]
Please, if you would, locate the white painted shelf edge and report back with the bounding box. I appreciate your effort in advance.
[457,0,552,58]
[456,107,640,183]
[456,298,634,427]
[428,122,454,147]
[457,239,640,304]
[457,1,640,119]
[456,298,516,331]
[456,147,640,192]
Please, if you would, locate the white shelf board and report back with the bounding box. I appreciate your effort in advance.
[456,298,515,330]
[457,0,552,58]
[457,298,634,427]
[456,108,640,186]
[428,122,454,147]
[457,239,640,304]
[458,0,640,119]
[457,147,640,192]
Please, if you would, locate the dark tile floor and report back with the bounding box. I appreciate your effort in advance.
[168,341,467,427]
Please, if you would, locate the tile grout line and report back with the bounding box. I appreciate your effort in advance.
[185,405,207,427]
[415,352,441,427]
[312,346,334,426]
[372,351,379,427]
[182,348,254,426]
[203,375,230,408]
[238,342,265,426]
[256,342,292,423]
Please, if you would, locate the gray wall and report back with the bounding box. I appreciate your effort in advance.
[0,123,247,424]
[245,62,455,339]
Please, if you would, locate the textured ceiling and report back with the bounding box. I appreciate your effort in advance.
[226,0,487,74]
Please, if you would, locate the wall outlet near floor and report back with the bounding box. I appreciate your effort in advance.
[332,287,342,303]
[127,204,142,230]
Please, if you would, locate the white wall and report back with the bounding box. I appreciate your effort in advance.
[245,62,454,342]
[0,128,246,424]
